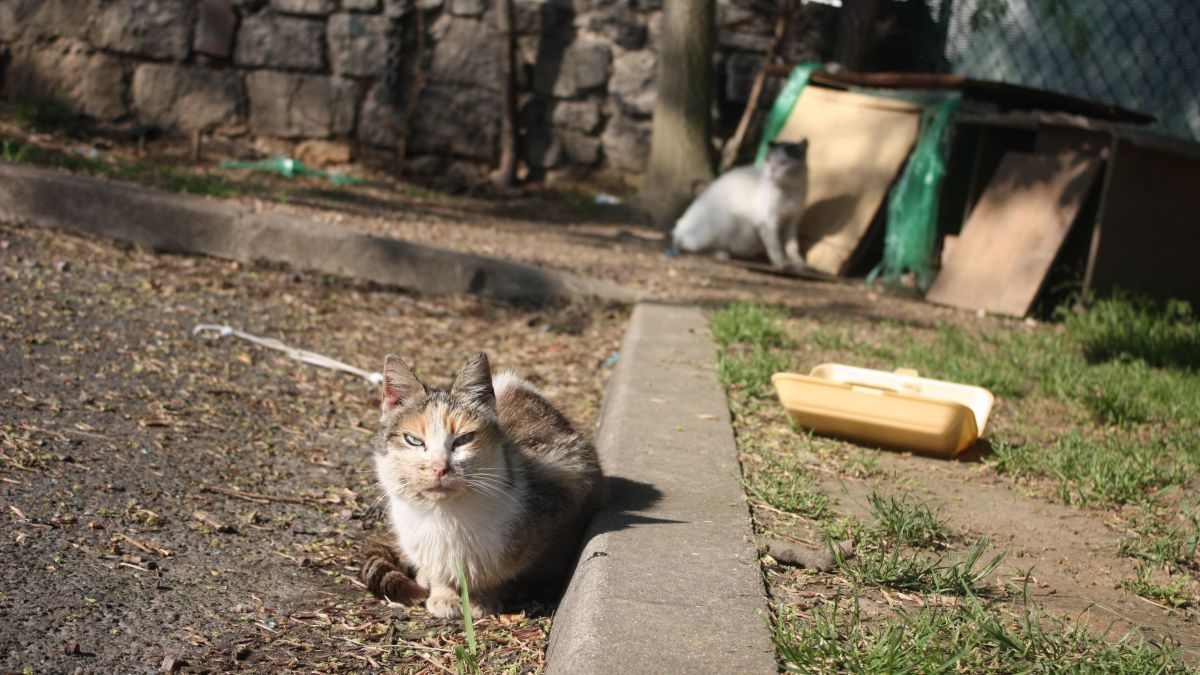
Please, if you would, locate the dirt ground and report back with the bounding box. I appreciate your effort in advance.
[3,124,1197,671]
[0,221,626,672]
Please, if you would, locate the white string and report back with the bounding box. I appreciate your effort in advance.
[192,324,384,386]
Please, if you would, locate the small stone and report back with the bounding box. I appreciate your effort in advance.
[160,653,185,672]
[295,139,352,167]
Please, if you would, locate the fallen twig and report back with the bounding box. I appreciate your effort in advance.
[201,485,325,506]
[760,537,854,572]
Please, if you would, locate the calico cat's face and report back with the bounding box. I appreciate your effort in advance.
[763,140,808,182]
[372,353,507,503]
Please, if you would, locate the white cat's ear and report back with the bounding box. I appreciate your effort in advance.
[382,355,425,414]
[451,352,496,410]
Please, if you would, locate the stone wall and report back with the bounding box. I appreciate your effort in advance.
[0,0,836,182]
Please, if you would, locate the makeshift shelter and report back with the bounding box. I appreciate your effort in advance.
[753,66,1200,315]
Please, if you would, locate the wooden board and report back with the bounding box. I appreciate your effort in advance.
[1085,137,1200,308]
[926,151,1103,316]
[774,86,922,275]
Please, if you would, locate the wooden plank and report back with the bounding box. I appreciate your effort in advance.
[926,151,1103,317]
[1085,138,1200,307]
[774,86,922,275]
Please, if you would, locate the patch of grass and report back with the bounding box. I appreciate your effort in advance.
[1121,565,1195,609]
[746,474,829,519]
[1118,517,1200,571]
[773,595,1192,673]
[710,302,791,349]
[711,303,795,398]
[112,161,243,198]
[844,538,1002,597]
[1065,295,1200,371]
[2,139,31,163]
[719,346,792,397]
[989,430,1196,508]
[11,99,78,133]
[868,492,952,550]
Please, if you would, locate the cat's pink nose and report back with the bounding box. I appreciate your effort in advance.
[431,462,449,479]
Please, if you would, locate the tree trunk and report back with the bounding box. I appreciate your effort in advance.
[492,0,517,189]
[636,0,716,230]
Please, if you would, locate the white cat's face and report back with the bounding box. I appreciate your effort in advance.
[764,141,808,182]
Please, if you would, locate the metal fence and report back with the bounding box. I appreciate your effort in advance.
[940,0,1200,142]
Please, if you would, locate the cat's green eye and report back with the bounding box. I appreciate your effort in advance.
[403,432,424,448]
[453,432,475,447]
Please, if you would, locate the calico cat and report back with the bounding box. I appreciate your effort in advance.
[361,352,604,618]
[671,140,809,271]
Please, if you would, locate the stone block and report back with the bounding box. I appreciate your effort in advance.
[4,40,127,121]
[533,37,610,98]
[383,0,442,17]
[247,71,357,138]
[328,12,390,77]
[342,0,381,10]
[449,0,486,17]
[194,0,238,59]
[272,0,337,14]
[132,63,243,132]
[600,111,649,172]
[582,7,646,50]
[356,82,400,147]
[235,14,327,71]
[514,0,571,35]
[551,99,602,133]
[0,0,99,42]
[429,17,500,90]
[522,126,562,169]
[407,84,498,160]
[609,49,655,117]
[559,129,600,165]
[89,0,192,60]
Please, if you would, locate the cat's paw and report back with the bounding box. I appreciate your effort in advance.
[781,259,807,274]
[426,588,465,619]
[425,588,501,619]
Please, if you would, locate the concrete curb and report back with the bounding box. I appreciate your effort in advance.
[0,162,637,303]
[547,303,776,674]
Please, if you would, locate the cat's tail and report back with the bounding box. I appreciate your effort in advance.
[359,536,429,605]
[493,369,540,398]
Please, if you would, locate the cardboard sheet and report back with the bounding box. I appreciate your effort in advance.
[926,151,1103,316]
[775,86,922,275]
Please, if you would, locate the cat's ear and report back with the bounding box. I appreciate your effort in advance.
[381,355,425,415]
[451,352,496,410]
[791,139,809,158]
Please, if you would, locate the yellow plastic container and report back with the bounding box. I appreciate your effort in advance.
[771,364,994,458]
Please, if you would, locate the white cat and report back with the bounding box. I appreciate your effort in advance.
[671,140,809,271]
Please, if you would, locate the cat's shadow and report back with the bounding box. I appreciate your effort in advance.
[587,475,677,534]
